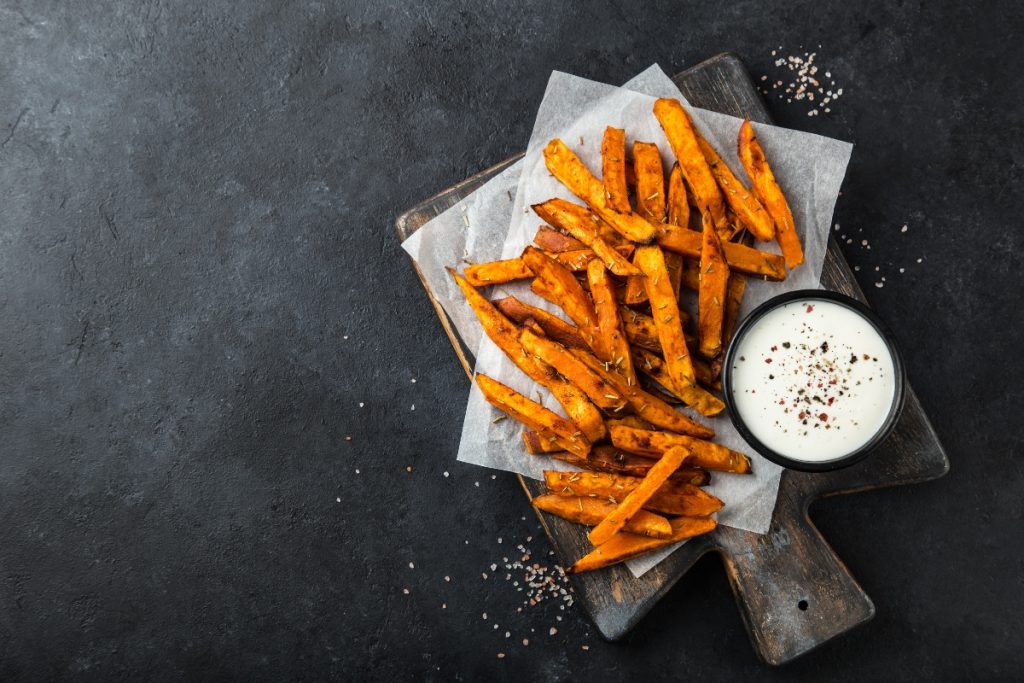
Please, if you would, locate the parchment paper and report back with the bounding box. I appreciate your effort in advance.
[401,65,852,577]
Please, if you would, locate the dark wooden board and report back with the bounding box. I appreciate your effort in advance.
[394,53,949,666]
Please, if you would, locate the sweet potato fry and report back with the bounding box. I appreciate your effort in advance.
[698,211,730,358]
[478,375,590,457]
[620,307,661,351]
[534,225,587,252]
[633,348,725,416]
[566,516,717,573]
[653,98,727,233]
[465,249,630,287]
[609,425,752,474]
[569,348,715,439]
[601,127,631,213]
[693,356,720,390]
[634,244,696,383]
[697,135,774,241]
[622,272,649,306]
[586,259,636,385]
[532,199,640,276]
[549,445,710,485]
[522,430,562,454]
[494,297,587,350]
[544,470,723,517]
[633,141,666,223]
[451,270,604,442]
[606,416,656,431]
[588,445,690,545]
[533,493,672,539]
[463,259,532,286]
[544,139,657,243]
[547,249,601,272]
[521,246,598,334]
[519,328,626,412]
[721,271,747,349]
[530,277,557,306]
[667,162,690,228]
[657,224,786,280]
[663,251,684,299]
[738,120,803,268]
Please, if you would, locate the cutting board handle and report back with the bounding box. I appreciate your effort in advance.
[715,489,875,665]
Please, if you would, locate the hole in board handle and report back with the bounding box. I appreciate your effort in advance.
[797,599,808,611]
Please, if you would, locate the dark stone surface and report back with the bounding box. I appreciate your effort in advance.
[0,1,1020,680]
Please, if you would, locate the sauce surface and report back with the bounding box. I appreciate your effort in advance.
[729,299,896,462]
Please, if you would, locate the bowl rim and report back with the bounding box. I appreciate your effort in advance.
[720,289,907,472]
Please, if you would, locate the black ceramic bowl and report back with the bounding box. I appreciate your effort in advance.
[721,290,907,472]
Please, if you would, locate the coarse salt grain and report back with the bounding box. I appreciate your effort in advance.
[901,225,908,233]
[411,378,416,383]
[358,402,364,407]
[444,575,450,582]
[335,496,340,502]
[403,588,410,594]
[443,471,449,477]
[409,562,415,569]
[550,627,558,636]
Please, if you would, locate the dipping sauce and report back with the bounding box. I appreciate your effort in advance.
[727,298,897,463]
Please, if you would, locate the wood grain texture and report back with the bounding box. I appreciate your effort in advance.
[394,52,949,665]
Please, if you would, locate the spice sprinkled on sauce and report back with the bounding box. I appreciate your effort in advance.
[729,299,896,462]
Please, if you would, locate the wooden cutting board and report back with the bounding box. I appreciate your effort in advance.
[394,53,949,665]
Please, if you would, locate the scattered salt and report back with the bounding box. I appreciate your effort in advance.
[443,471,449,478]
[901,224,908,233]
[358,402,364,407]
[409,562,415,569]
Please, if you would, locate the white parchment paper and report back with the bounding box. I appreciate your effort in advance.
[401,65,852,577]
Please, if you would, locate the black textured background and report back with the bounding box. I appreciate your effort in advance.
[1,1,1021,680]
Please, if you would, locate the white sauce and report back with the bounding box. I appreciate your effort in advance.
[729,299,896,462]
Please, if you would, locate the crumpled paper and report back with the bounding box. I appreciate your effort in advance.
[401,65,852,577]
